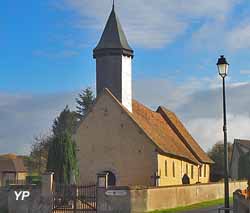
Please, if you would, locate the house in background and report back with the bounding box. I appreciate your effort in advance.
[0,154,28,186]
[230,139,250,180]
[75,5,213,187]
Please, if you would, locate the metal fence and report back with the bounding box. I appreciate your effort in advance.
[52,184,97,213]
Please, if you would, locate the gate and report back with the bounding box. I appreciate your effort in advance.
[52,184,97,213]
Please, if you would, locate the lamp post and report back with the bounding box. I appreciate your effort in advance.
[217,55,229,213]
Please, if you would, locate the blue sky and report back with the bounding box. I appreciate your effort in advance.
[2,0,250,93]
[1,0,250,154]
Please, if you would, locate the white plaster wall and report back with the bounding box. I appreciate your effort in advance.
[122,56,132,112]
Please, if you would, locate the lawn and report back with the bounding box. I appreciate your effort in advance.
[149,197,233,213]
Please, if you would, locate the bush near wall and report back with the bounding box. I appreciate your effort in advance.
[26,175,41,185]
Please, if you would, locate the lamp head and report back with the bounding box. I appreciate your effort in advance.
[217,55,229,78]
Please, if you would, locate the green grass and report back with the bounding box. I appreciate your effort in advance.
[149,197,233,213]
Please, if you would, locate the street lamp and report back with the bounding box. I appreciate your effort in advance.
[217,55,230,213]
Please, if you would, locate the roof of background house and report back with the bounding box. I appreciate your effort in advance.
[234,139,250,150]
[101,89,213,165]
[0,154,27,173]
[233,139,250,156]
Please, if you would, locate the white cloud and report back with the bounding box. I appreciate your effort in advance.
[134,78,250,151]
[1,77,250,154]
[226,22,250,50]
[240,70,250,75]
[186,114,250,151]
[33,49,79,58]
[55,0,238,48]
[0,92,77,155]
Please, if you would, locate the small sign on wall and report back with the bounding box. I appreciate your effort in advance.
[105,190,127,196]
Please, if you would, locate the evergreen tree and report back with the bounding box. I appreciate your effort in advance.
[207,141,233,182]
[75,87,95,119]
[47,106,79,184]
[52,105,78,136]
[47,131,78,184]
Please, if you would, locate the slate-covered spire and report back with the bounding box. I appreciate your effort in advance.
[93,5,134,58]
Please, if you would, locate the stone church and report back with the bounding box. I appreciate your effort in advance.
[75,5,213,187]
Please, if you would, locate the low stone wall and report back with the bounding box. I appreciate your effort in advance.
[97,181,247,213]
[0,173,54,213]
[0,188,9,213]
[8,185,52,213]
[143,181,247,212]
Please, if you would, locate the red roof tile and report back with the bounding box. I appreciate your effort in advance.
[131,100,200,164]
[0,154,27,172]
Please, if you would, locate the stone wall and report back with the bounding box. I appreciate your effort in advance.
[144,181,247,212]
[97,180,247,213]
[76,91,158,186]
[0,188,9,213]
[7,173,53,213]
[8,186,52,213]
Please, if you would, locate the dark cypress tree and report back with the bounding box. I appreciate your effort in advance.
[47,106,79,184]
[52,105,78,136]
[47,131,78,184]
[75,87,95,119]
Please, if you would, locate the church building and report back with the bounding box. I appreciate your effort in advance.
[75,4,213,187]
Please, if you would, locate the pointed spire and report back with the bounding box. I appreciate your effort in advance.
[93,2,134,58]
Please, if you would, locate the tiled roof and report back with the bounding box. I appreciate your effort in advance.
[131,100,200,164]
[157,107,213,164]
[234,139,250,156]
[235,139,250,150]
[0,154,27,172]
[94,89,213,165]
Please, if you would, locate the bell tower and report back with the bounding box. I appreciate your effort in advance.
[93,4,134,112]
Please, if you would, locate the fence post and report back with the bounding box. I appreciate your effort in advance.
[41,172,54,197]
[74,185,77,213]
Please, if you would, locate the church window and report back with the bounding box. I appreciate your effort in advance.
[173,161,175,178]
[165,160,168,176]
[191,165,194,179]
[199,165,202,177]
[186,164,188,175]
[204,165,206,177]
